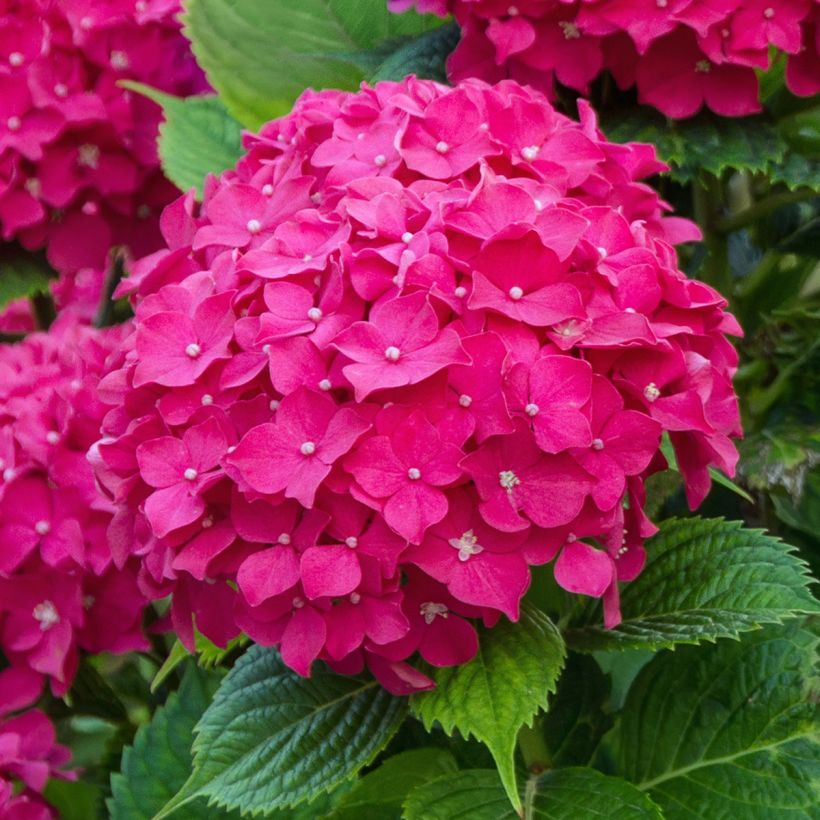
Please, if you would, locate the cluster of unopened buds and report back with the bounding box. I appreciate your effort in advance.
[0,317,148,697]
[0,668,74,819]
[0,0,205,329]
[389,0,820,118]
[94,76,741,693]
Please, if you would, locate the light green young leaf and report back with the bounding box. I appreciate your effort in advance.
[158,645,407,816]
[411,604,565,812]
[566,517,819,652]
[403,767,663,820]
[616,622,820,819]
[121,84,243,198]
[325,748,457,820]
[183,0,442,129]
[0,246,54,312]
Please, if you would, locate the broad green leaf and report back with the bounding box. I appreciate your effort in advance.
[602,108,785,182]
[159,645,407,816]
[616,622,820,819]
[121,84,242,198]
[326,748,457,819]
[109,663,237,820]
[542,654,612,767]
[403,767,663,820]
[0,246,54,312]
[411,604,565,811]
[566,517,819,651]
[66,660,128,722]
[183,0,442,129]
[151,634,250,693]
[371,21,459,83]
[44,780,102,820]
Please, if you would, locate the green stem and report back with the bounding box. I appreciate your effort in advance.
[94,249,126,328]
[714,188,817,235]
[517,721,551,774]
[693,174,731,293]
[31,291,56,330]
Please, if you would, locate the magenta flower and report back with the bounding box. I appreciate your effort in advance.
[229,387,371,507]
[345,411,463,543]
[333,292,469,400]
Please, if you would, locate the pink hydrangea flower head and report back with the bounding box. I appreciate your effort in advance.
[394,0,819,118]
[0,0,207,325]
[0,317,149,693]
[94,76,741,693]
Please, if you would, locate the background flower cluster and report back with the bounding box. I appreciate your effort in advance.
[94,76,741,693]
[0,0,205,329]
[390,0,820,118]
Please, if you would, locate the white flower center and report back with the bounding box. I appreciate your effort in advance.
[8,52,23,66]
[449,529,484,562]
[401,231,414,244]
[201,394,214,406]
[525,403,539,417]
[407,467,422,480]
[46,431,59,444]
[270,399,280,410]
[435,141,449,154]
[246,219,262,234]
[77,143,100,169]
[307,307,322,322]
[202,516,214,528]
[2,468,13,482]
[763,7,774,18]
[7,116,21,131]
[420,601,449,624]
[644,382,661,402]
[509,286,524,300]
[560,21,581,39]
[292,596,304,609]
[318,379,332,391]
[458,394,473,408]
[278,533,291,545]
[33,600,59,631]
[499,470,520,493]
[54,83,69,98]
[300,441,316,456]
[345,536,358,549]
[374,154,387,167]
[349,592,361,604]
[521,145,539,161]
[592,438,604,450]
[384,346,401,362]
[110,50,129,69]
[262,184,274,196]
[184,468,198,481]
[454,286,467,298]
[185,343,201,358]
[35,520,51,536]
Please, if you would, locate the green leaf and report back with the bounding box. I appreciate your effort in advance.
[616,622,820,819]
[371,21,459,83]
[0,246,54,312]
[67,661,128,722]
[44,780,102,820]
[121,84,242,198]
[411,604,565,811]
[160,645,407,816]
[403,767,663,819]
[326,748,457,819]
[566,517,819,652]
[109,663,236,820]
[602,108,786,182]
[542,654,612,767]
[183,0,442,129]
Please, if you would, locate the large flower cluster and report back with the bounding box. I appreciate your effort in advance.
[95,77,741,693]
[0,669,73,820]
[389,0,820,118]
[0,0,206,323]
[0,318,149,696]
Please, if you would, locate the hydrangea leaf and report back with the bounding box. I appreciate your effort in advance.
[326,748,458,820]
[402,767,663,819]
[121,84,243,198]
[0,246,54,312]
[411,604,565,812]
[615,622,820,819]
[566,517,819,651]
[602,109,786,183]
[183,0,443,129]
[371,21,459,83]
[109,663,239,820]
[157,645,407,816]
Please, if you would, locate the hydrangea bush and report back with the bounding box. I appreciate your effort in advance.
[0,1,817,818]
[94,76,741,692]
[390,0,820,118]
[0,0,206,326]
